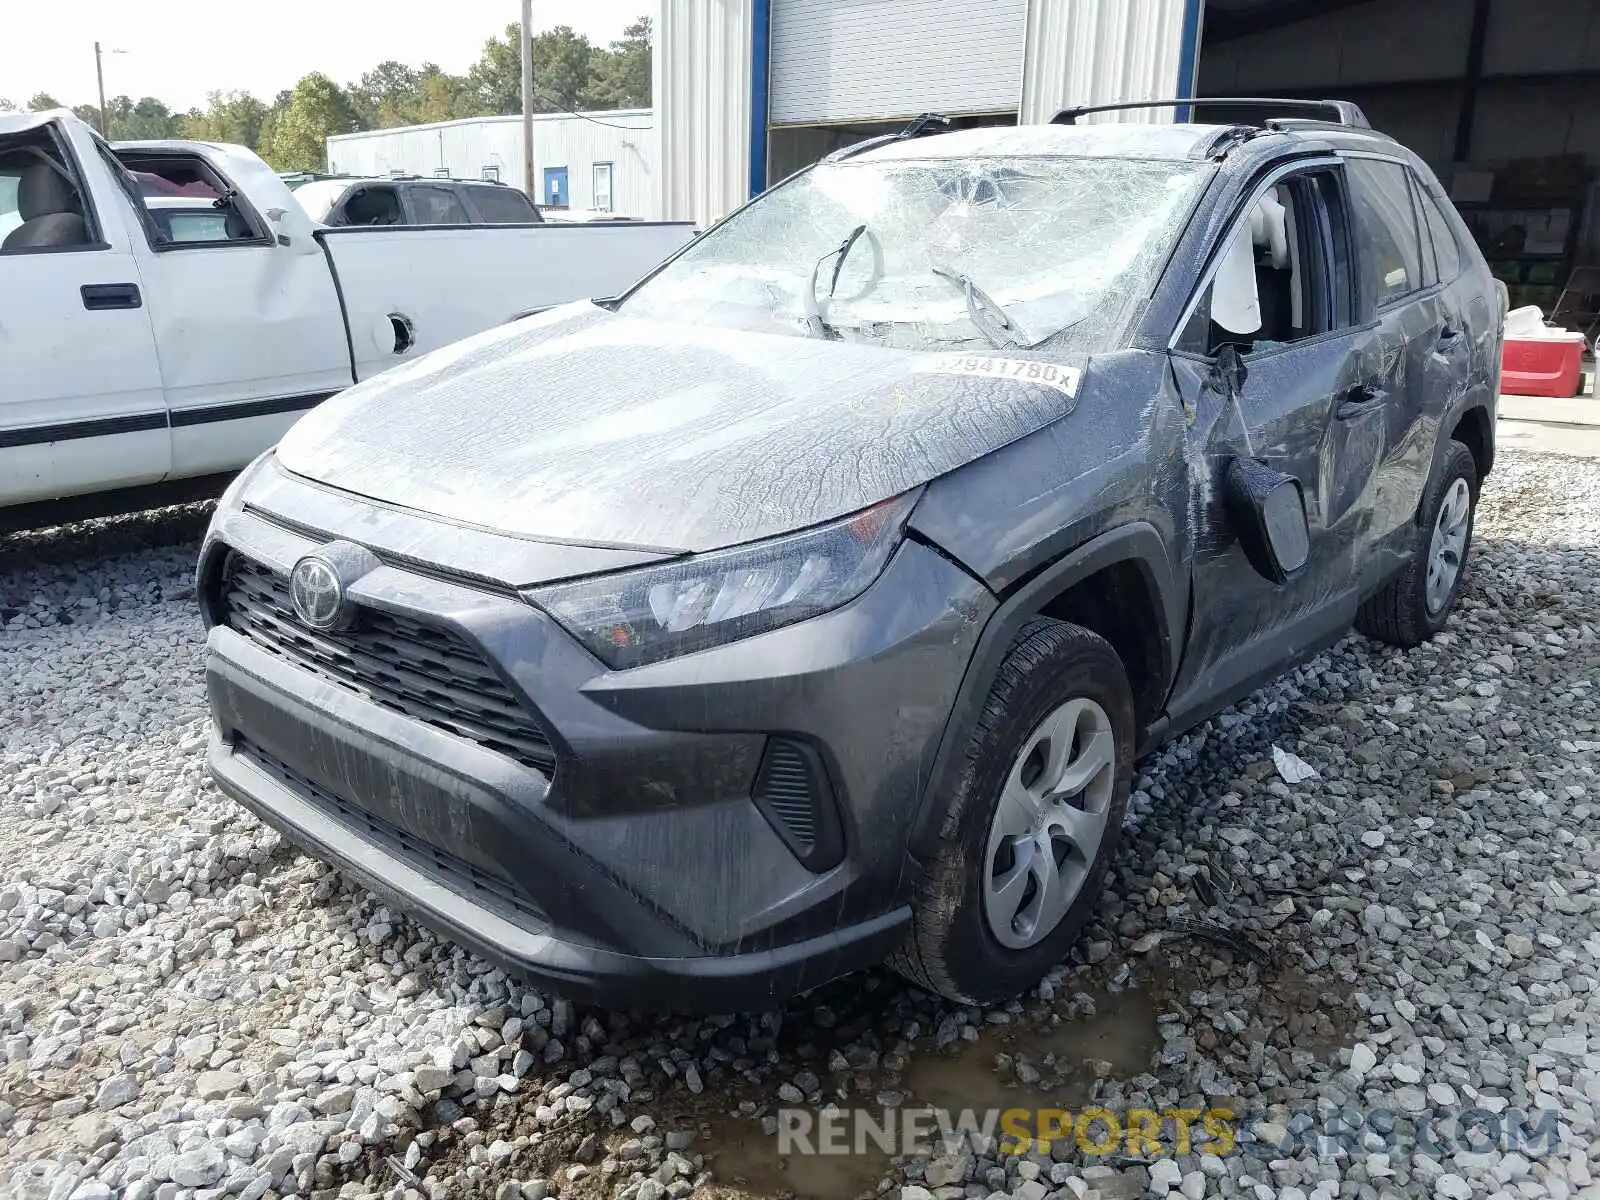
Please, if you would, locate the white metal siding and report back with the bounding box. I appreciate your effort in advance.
[770,0,1027,125]
[325,112,656,217]
[655,0,752,227]
[1019,0,1192,126]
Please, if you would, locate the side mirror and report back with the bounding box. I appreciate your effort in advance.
[1224,456,1309,584]
[1214,343,1249,397]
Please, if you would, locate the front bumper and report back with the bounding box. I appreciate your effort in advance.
[200,490,993,1010]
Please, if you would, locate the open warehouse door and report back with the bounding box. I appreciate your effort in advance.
[1199,0,1600,333]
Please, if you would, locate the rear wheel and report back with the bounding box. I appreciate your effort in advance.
[1356,439,1478,648]
[891,619,1134,1004]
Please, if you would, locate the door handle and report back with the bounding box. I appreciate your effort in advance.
[1335,384,1382,420]
[1436,325,1465,352]
[80,283,142,311]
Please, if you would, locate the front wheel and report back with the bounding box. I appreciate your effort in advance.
[1356,439,1478,648]
[890,618,1134,1004]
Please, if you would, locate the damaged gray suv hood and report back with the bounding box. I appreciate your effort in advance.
[276,303,1084,552]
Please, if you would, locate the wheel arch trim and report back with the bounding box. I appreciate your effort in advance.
[906,521,1180,860]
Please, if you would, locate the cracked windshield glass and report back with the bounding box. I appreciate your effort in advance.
[622,155,1209,353]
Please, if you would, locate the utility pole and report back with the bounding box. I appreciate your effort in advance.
[520,0,536,200]
[94,41,109,137]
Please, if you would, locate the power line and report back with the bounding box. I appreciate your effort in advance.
[531,92,647,130]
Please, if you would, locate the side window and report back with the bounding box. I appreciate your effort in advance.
[463,184,538,223]
[342,186,403,226]
[0,131,98,254]
[1416,181,1462,283]
[1176,169,1339,358]
[1345,158,1423,309]
[0,168,21,243]
[408,185,470,225]
[117,152,265,247]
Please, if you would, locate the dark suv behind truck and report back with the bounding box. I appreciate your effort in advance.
[295,176,543,227]
[200,99,1503,1011]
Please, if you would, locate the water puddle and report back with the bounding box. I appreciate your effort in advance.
[904,987,1162,1114]
[696,987,1162,1199]
[702,1114,891,1200]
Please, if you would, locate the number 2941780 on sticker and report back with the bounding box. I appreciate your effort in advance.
[913,354,1083,400]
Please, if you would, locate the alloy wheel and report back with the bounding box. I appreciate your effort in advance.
[1425,477,1472,615]
[982,697,1117,949]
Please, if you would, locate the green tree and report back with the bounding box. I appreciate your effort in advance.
[182,91,269,149]
[0,98,15,113]
[122,96,182,140]
[259,73,359,171]
[417,64,472,123]
[584,16,652,109]
[349,60,421,129]
[27,92,62,111]
[467,23,596,115]
[79,95,182,140]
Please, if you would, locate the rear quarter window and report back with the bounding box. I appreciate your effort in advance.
[1346,158,1424,309]
[1416,183,1463,282]
[464,185,539,223]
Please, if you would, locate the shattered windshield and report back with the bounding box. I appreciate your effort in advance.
[621,155,1211,353]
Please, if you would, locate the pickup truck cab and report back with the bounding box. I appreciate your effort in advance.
[292,176,544,227]
[0,110,695,528]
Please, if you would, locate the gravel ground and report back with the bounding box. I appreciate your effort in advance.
[0,448,1596,1200]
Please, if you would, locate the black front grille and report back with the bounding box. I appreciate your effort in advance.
[217,553,556,771]
[238,739,548,926]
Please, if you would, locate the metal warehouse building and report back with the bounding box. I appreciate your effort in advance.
[655,0,1600,312]
[325,109,655,215]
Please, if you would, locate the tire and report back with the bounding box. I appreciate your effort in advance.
[1355,439,1478,649]
[890,618,1135,1004]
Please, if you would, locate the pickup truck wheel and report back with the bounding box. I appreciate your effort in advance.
[890,618,1134,1005]
[1355,439,1478,649]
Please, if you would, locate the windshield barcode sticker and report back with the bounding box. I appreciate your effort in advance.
[914,355,1081,399]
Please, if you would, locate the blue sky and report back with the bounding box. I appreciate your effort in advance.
[3,0,642,111]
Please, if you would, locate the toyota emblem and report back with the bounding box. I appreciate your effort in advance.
[290,556,346,630]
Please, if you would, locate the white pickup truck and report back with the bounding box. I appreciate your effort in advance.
[0,110,696,529]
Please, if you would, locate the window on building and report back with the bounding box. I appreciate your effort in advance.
[592,162,614,213]
[1346,158,1424,310]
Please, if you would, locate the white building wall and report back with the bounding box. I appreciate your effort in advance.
[1020,0,1193,125]
[325,111,656,217]
[655,0,752,227]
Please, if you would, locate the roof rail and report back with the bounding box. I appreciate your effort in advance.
[826,112,954,163]
[1052,97,1371,129]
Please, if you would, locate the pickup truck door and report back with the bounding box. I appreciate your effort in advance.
[0,116,169,508]
[113,145,351,481]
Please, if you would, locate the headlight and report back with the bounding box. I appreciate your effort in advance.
[215,450,274,515]
[526,492,918,668]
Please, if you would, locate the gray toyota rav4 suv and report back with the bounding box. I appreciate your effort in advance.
[199,99,1503,1010]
